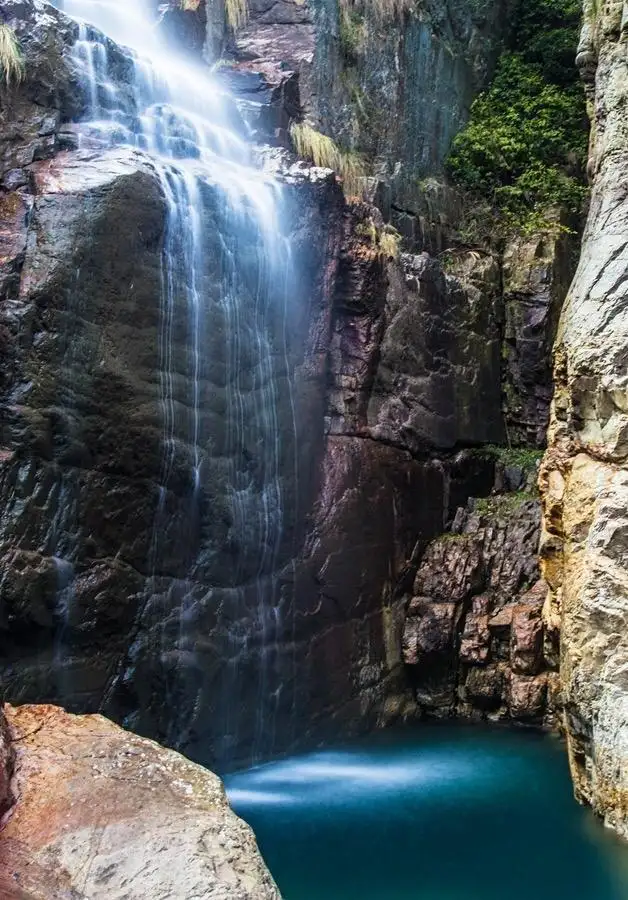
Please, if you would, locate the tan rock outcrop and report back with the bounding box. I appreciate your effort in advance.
[540,0,628,840]
[0,705,281,899]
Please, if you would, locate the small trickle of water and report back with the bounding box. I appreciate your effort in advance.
[48,554,76,703]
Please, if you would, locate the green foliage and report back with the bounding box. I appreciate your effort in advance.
[339,8,366,62]
[473,491,536,516]
[437,532,467,544]
[0,24,24,87]
[446,0,588,236]
[516,0,582,85]
[482,445,544,473]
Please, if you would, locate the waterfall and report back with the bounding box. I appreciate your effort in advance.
[48,0,300,765]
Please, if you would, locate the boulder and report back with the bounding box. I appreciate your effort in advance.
[0,704,280,899]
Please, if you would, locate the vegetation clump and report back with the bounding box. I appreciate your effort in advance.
[290,122,366,197]
[339,7,366,62]
[473,491,537,516]
[484,445,543,472]
[338,0,413,29]
[355,217,401,258]
[0,24,24,87]
[223,0,248,31]
[446,0,588,235]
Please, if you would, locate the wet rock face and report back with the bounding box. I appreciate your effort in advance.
[0,111,509,770]
[540,0,628,840]
[403,479,557,725]
[0,129,348,767]
[0,0,574,775]
[0,0,136,172]
[0,704,280,899]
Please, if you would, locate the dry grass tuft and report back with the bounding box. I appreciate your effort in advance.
[355,218,401,259]
[340,0,413,25]
[0,24,24,87]
[180,0,247,29]
[378,225,401,259]
[290,122,366,197]
[225,0,248,30]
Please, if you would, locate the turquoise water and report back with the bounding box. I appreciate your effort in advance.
[225,724,628,900]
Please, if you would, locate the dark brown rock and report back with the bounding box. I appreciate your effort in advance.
[403,599,458,666]
[365,252,504,452]
[463,664,506,710]
[403,491,555,724]
[459,595,491,665]
[508,673,548,720]
[511,585,545,675]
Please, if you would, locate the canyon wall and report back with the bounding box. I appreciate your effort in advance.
[0,0,583,775]
[540,0,628,840]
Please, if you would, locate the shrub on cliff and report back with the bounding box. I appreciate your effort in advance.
[446,0,588,235]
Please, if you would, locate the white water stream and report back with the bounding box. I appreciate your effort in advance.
[48,0,297,762]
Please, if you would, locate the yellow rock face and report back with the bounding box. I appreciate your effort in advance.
[541,3,628,842]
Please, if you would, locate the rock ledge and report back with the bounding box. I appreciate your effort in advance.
[0,704,280,899]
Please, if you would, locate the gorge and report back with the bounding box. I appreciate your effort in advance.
[0,0,627,894]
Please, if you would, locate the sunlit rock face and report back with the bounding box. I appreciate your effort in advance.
[540,0,628,840]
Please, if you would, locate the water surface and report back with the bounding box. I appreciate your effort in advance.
[226,724,628,900]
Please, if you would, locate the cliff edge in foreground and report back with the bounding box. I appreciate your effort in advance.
[0,704,280,899]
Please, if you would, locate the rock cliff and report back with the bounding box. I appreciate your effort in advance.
[0,704,280,898]
[0,0,584,779]
[540,0,628,841]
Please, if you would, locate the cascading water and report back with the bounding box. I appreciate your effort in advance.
[49,0,301,765]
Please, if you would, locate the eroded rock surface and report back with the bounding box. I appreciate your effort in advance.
[540,0,628,839]
[0,704,280,899]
